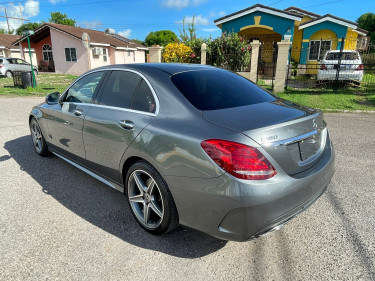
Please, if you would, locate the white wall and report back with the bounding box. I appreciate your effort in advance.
[134,50,146,63]
[50,28,89,75]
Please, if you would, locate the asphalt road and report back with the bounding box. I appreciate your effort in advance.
[1,97,374,281]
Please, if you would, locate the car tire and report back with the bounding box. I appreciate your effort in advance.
[29,118,50,156]
[126,161,179,235]
[5,71,12,78]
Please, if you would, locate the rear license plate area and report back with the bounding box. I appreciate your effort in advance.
[298,134,320,161]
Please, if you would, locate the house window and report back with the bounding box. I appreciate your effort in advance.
[128,51,131,56]
[309,40,332,60]
[103,48,107,62]
[43,44,53,61]
[65,48,77,62]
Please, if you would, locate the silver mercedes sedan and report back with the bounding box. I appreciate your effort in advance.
[29,64,335,241]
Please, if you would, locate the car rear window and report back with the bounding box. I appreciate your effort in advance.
[325,52,359,60]
[171,69,276,111]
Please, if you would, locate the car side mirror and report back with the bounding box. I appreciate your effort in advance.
[45,92,60,105]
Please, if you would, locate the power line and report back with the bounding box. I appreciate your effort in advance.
[301,0,343,8]
[267,0,283,7]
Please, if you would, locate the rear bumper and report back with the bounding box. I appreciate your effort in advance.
[167,136,335,242]
[317,70,363,81]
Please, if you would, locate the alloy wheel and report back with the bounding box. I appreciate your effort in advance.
[128,169,164,229]
[30,121,43,153]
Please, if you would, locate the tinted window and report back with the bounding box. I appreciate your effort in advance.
[65,71,104,103]
[171,69,276,111]
[100,71,141,109]
[131,80,156,113]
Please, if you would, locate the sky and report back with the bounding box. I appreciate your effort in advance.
[0,0,373,40]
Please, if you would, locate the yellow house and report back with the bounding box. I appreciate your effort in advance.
[214,5,368,74]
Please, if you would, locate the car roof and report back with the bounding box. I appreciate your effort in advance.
[98,63,218,76]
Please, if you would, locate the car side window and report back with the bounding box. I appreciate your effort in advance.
[65,71,104,103]
[131,79,156,113]
[99,70,141,109]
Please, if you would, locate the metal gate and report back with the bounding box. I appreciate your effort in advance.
[257,41,277,90]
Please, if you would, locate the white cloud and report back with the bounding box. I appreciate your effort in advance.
[202,28,220,32]
[209,11,226,18]
[118,29,132,38]
[176,15,210,25]
[0,0,40,33]
[162,0,207,9]
[80,20,103,29]
[24,0,39,17]
[48,0,67,3]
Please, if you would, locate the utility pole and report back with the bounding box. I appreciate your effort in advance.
[19,2,24,25]
[4,8,10,33]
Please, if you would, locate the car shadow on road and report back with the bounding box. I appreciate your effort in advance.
[4,135,227,258]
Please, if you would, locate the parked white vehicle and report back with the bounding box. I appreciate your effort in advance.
[317,50,364,82]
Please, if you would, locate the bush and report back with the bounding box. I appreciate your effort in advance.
[206,32,251,71]
[163,43,193,63]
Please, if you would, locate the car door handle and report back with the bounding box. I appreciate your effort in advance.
[119,120,134,130]
[73,109,83,116]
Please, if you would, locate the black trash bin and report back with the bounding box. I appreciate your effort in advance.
[13,71,36,89]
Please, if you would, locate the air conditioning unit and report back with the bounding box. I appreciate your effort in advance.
[93,47,102,56]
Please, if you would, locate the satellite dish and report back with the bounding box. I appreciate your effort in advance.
[82,32,90,48]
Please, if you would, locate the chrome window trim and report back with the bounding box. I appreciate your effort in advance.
[60,68,160,116]
[69,102,157,117]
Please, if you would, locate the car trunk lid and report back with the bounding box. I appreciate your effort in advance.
[202,99,327,175]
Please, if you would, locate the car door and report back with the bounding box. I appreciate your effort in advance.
[83,70,158,183]
[16,59,29,72]
[47,71,107,164]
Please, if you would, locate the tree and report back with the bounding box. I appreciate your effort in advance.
[0,28,14,34]
[144,30,178,47]
[16,22,41,35]
[48,11,76,26]
[357,13,375,44]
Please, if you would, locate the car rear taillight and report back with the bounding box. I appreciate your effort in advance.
[0,64,3,68]
[201,139,277,180]
[320,64,327,70]
[356,64,364,70]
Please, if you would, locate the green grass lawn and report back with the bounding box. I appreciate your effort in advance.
[277,88,375,111]
[0,74,78,97]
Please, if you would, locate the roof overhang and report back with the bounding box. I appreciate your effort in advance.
[353,29,367,36]
[215,5,302,26]
[115,47,137,51]
[299,15,357,30]
[137,47,148,50]
[284,8,318,19]
[90,42,110,47]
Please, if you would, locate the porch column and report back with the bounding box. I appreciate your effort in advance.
[148,45,163,63]
[249,40,261,82]
[274,40,292,93]
[200,43,207,65]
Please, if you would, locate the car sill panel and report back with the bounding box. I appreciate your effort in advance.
[52,152,124,193]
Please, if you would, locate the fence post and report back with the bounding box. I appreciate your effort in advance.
[148,45,163,63]
[334,36,345,90]
[274,40,292,93]
[201,43,207,65]
[250,40,261,82]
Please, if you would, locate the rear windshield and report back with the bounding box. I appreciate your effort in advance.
[325,52,359,60]
[171,69,276,110]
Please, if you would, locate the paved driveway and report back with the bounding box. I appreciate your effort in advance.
[1,97,374,281]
